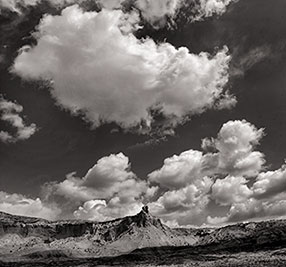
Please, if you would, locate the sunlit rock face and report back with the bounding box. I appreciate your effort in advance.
[0,208,198,258]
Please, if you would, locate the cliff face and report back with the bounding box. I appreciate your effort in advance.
[0,212,94,239]
[0,207,166,241]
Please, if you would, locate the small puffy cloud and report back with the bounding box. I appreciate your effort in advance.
[74,198,143,221]
[202,120,265,177]
[192,0,237,21]
[212,175,252,206]
[0,191,60,220]
[73,199,110,221]
[0,96,37,143]
[214,91,237,110]
[253,165,286,199]
[83,153,133,190]
[13,5,231,132]
[135,0,181,27]
[148,150,204,189]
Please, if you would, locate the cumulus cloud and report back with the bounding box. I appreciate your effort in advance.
[253,165,286,199]
[0,96,37,143]
[12,5,231,133]
[207,157,286,225]
[149,177,213,225]
[52,153,148,201]
[43,152,155,220]
[147,149,214,226]
[212,175,252,206]
[0,191,59,220]
[202,120,265,177]
[147,119,286,226]
[148,150,204,189]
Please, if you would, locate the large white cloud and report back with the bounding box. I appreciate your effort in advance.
[148,120,265,186]
[12,5,231,132]
[0,96,37,143]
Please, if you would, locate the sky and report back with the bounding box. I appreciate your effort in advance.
[1,0,286,227]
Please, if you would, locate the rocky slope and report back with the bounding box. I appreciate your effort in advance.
[198,220,286,251]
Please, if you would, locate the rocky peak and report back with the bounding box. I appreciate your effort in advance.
[94,206,166,242]
[131,206,164,228]
[142,206,149,214]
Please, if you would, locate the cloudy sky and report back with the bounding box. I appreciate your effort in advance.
[1,0,286,227]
